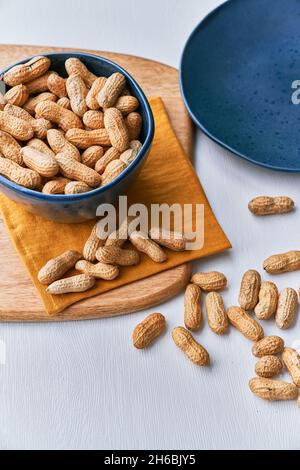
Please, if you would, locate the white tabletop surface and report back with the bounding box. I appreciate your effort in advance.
[0,0,300,450]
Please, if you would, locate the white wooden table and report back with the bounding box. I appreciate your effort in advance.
[0,0,299,450]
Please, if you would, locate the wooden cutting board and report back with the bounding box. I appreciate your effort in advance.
[0,44,194,322]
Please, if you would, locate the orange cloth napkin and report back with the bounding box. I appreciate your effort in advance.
[0,97,231,315]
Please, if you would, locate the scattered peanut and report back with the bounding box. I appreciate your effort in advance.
[96,246,140,266]
[149,227,186,251]
[105,216,132,247]
[205,292,228,335]
[248,196,294,215]
[254,281,278,320]
[38,250,81,285]
[252,336,284,358]
[83,222,106,262]
[46,274,95,295]
[172,327,210,366]
[282,348,300,387]
[75,260,119,280]
[238,269,261,310]
[130,231,167,263]
[94,219,113,244]
[191,271,227,292]
[255,355,282,378]
[275,288,298,329]
[132,313,166,349]
[249,377,298,401]
[263,250,300,274]
[184,283,202,331]
[227,306,264,341]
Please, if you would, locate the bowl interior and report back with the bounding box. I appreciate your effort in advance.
[0,51,154,200]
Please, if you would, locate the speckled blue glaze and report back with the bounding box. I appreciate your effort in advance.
[180,0,300,172]
[0,52,154,222]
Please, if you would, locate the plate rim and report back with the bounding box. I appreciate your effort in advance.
[179,0,300,173]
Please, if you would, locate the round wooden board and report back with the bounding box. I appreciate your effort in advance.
[0,44,194,322]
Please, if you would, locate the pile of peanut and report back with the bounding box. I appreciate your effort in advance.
[131,195,300,407]
[133,268,300,407]
[37,219,186,294]
[0,56,143,194]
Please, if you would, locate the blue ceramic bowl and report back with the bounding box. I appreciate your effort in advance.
[0,52,154,222]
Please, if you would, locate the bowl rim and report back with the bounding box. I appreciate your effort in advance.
[0,51,154,201]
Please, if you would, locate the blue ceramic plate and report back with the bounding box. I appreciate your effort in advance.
[180,0,300,172]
